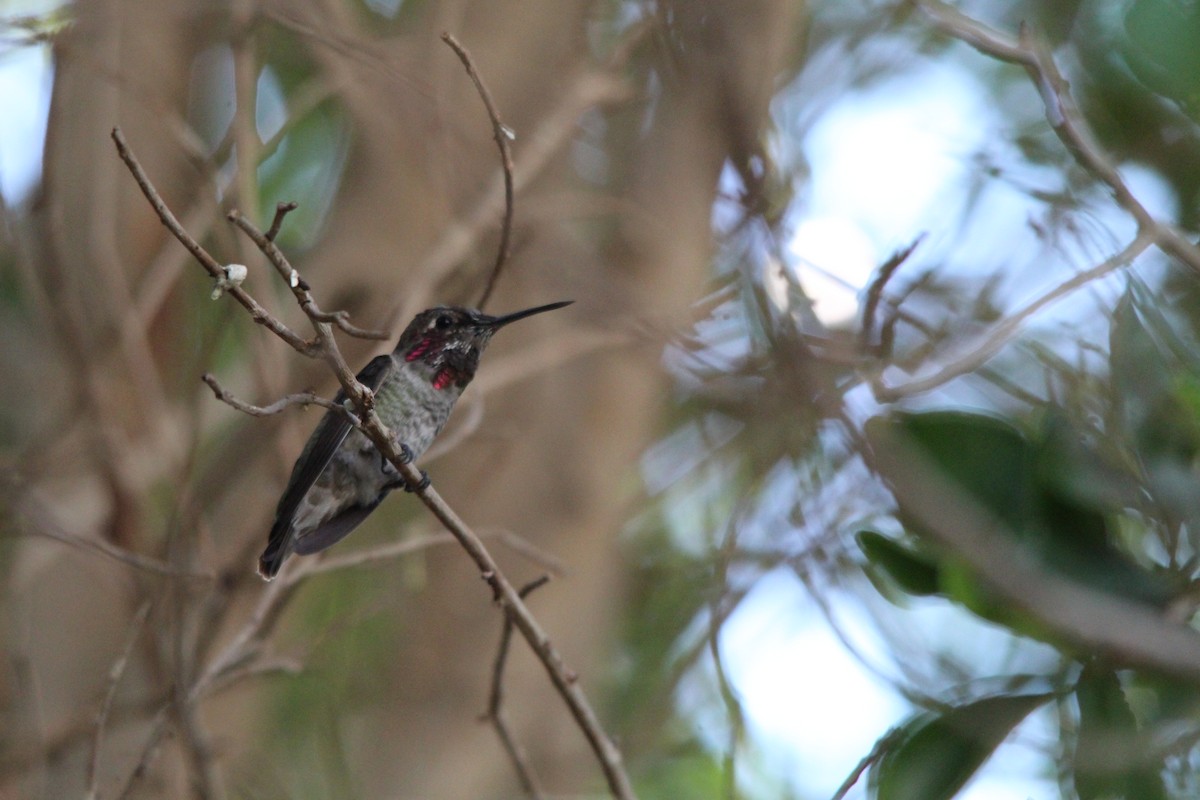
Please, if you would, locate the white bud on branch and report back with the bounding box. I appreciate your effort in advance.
[211,263,248,300]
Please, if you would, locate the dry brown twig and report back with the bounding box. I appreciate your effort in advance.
[385,56,632,330]
[112,128,315,356]
[201,371,358,422]
[110,47,637,800]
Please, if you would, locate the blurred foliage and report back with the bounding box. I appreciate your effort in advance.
[613,1,1200,799]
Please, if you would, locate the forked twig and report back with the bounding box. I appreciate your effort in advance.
[111,128,315,355]
[85,602,152,800]
[264,201,298,242]
[916,0,1200,275]
[484,575,552,799]
[860,234,924,355]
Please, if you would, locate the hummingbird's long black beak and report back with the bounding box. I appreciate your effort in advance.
[485,300,573,329]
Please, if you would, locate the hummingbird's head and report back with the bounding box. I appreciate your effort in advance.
[395,301,573,390]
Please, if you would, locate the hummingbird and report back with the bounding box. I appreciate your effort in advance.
[257,300,573,580]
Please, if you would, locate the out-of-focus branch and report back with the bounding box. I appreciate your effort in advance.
[860,235,924,356]
[388,70,630,330]
[871,231,1154,401]
[830,728,901,800]
[441,32,515,312]
[7,482,213,580]
[869,425,1200,681]
[867,4,1200,402]
[85,602,151,800]
[709,521,745,800]
[916,0,1200,275]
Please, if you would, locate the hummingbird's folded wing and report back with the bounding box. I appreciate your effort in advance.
[291,497,387,555]
[258,354,393,579]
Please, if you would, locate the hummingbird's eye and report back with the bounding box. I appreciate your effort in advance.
[435,314,453,330]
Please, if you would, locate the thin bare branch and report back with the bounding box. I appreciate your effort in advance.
[305,307,392,340]
[380,456,636,798]
[485,529,568,577]
[441,32,515,311]
[111,127,317,354]
[829,728,901,800]
[709,520,745,800]
[8,485,212,580]
[265,201,298,242]
[860,234,924,355]
[201,372,357,422]
[203,657,305,696]
[387,71,629,330]
[221,211,377,423]
[873,230,1153,401]
[292,531,459,579]
[113,703,171,800]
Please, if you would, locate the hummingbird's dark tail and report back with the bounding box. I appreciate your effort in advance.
[257,520,292,580]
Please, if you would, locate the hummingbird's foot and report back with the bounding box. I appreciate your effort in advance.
[380,443,428,492]
[404,469,431,493]
[379,443,415,476]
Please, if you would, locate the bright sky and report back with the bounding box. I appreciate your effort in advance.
[0,41,51,203]
[784,61,994,327]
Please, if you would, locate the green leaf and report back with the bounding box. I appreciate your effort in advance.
[865,412,1037,535]
[872,693,1051,800]
[857,530,941,597]
[870,409,1177,612]
[1123,0,1200,119]
[1075,664,1167,800]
